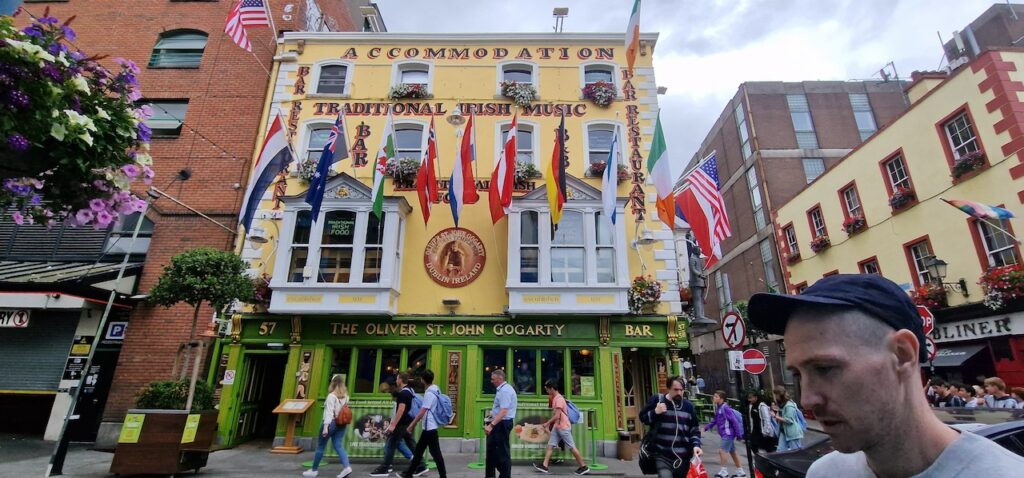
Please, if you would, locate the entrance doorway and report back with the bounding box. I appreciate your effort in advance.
[234,353,287,443]
[622,349,656,440]
[66,350,120,442]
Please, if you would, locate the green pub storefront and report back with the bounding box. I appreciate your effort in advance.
[212,314,688,459]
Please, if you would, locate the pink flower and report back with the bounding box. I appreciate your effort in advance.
[143,166,154,185]
[132,199,147,212]
[75,209,94,225]
[122,164,140,178]
[11,212,24,225]
[89,198,107,212]
[95,210,113,228]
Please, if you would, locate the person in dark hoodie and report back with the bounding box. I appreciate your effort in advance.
[704,390,745,478]
[639,376,702,478]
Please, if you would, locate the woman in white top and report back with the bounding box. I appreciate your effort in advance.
[304,374,352,478]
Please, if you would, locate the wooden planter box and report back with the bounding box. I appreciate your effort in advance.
[110,409,218,476]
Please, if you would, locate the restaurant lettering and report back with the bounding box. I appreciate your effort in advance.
[337,46,614,61]
[329,322,566,338]
[623,69,645,221]
[931,313,1022,343]
[313,102,587,118]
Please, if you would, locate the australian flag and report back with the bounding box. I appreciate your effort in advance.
[305,111,348,222]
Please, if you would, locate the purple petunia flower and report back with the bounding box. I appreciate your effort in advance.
[38,16,59,25]
[95,210,114,228]
[113,58,140,75]
[70,50,85,61]
[30,195,41,206]
[122,164,140,178]
[75,209,94,225]
[21,26,43,38]
[137,123,151,142]
[89,198,106,212]
[11,212,24,225]
[70,96,81,113]
[60,25,76,41]
[7,134,29,153]
[41,64,63,82]
[6,90,30,110]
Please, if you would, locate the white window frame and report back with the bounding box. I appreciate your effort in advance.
[977,219,1020,268]
[885,155,911,190]
[392,120,428,162]
[943,111,980,159]
[787,94,819,149]
[861,260,880,275]
[391,60,435,96]
[849,93,877,141]
[496,60,540,95]
[300,119,335,164]
[784,226,799,256]
[311,59,354,96]
[842,186,862,217]
[810,208,826,238]
[582,120,626,167]
[506,207,628,288]
[578,61,620,91]
[495,119,540,169]
[909,242,933,286]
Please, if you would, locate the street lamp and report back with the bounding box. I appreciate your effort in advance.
[924,256,969,298]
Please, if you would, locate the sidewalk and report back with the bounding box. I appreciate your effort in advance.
[1,432,751,478]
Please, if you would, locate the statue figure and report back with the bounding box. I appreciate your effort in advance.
[689,252,709,322]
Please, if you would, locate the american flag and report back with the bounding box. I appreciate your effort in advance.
[225,0,269,52]
[683,152,732,240]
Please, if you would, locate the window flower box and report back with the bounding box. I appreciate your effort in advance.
[387,83,429,101]
[514,160,541,184]
[587,161,629,182]
[809,235,830,253]
[582,81,617,107]
[980,263,1024,310]
[888,186,916,210]
[500,80,537,108]
[913,283,948,309]
[786,252,802,264]
[628,275,662,314]
[842,214,866,235]
[385,156,419,189]
[951,150,985,179]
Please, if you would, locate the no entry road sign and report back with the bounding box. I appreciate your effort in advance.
[721,311,746,349]
[742,348,767,374]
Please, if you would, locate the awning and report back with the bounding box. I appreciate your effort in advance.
[924,344,987,367]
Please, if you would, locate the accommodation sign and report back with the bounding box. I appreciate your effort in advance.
[424,228,486,288]
[334,46,616,62]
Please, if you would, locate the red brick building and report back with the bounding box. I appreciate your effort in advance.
[6,0,383,445]
[680,81,908,398]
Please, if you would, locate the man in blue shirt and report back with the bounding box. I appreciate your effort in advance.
[484,369,517,478]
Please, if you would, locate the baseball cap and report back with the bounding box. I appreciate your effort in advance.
[748,274,928,362]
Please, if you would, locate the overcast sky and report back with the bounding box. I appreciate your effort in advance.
[377,0,995,179]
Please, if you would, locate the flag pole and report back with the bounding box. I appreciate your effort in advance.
[940,198,1022,244]
[263,0,278,37]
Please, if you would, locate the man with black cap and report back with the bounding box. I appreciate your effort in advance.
[748,274,1024,477]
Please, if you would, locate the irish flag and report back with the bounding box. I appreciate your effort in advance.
[625,0,641,73]
[647,112,674,229]
[371,108,395,218]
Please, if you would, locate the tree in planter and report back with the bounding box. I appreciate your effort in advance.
[148,247,254,410]
[136,379,214,411]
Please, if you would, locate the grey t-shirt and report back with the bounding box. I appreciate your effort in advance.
[807,430,1024,477]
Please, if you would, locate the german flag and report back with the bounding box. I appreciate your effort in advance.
[546,110,568,232]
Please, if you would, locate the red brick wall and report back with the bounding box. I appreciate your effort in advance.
[17,0,359,421]
[806,93,861,149]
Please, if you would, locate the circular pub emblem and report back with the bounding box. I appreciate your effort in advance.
[424,228,486,288]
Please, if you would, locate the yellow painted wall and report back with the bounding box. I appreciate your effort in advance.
[775,51,1024,306]
[244,34,672,316]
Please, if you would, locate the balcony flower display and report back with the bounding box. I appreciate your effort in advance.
[809,235,831,253]
[842,214,866,234]
[387,83,428,101]
[581,81,617,107]
[628,275,662,314]
[888,186,916,210]
[913,283,948,309]
[514,160,541,183]
[951,150,985,179]
[384,156,419,188]
[980,263,1024,310]
[500,80,537,108]
[587,161,629,182]
[786,252,801,264]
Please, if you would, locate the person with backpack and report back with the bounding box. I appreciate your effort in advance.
[401,370,447,478]
[303,374,352,478]
[745,390,776,453]
[771,386,804,452]
[371,373,426,477]
[533,379,589,475]
[639,376,702,478]
[703,390,745,478]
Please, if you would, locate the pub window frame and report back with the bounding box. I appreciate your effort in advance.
[311,60,355,96]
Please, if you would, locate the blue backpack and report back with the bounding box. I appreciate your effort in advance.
[405,387,423,420]
[728,406,745,436]
[794,406,808,431]
[431,389,454,425]
[565,400,583,424]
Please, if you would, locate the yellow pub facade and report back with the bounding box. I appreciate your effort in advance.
[213,32,689,458]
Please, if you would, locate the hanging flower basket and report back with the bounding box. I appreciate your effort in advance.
[888,186,916,210]
[251,274,272,311]
[0,13,151,228]
[582,81,617,107]
[388,83,429,101]
[809,235,831,253]
[587,161,629,182]
[951,150,985,179]
[500,80,537,108]
[913,283,948,309]
[295,158,319,184]
[980,263,1024,310]
[514,160,541,184]
[786,252,802,264]
[842,214,866,235]
[385,156,419,188]
[628,275,662,314]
